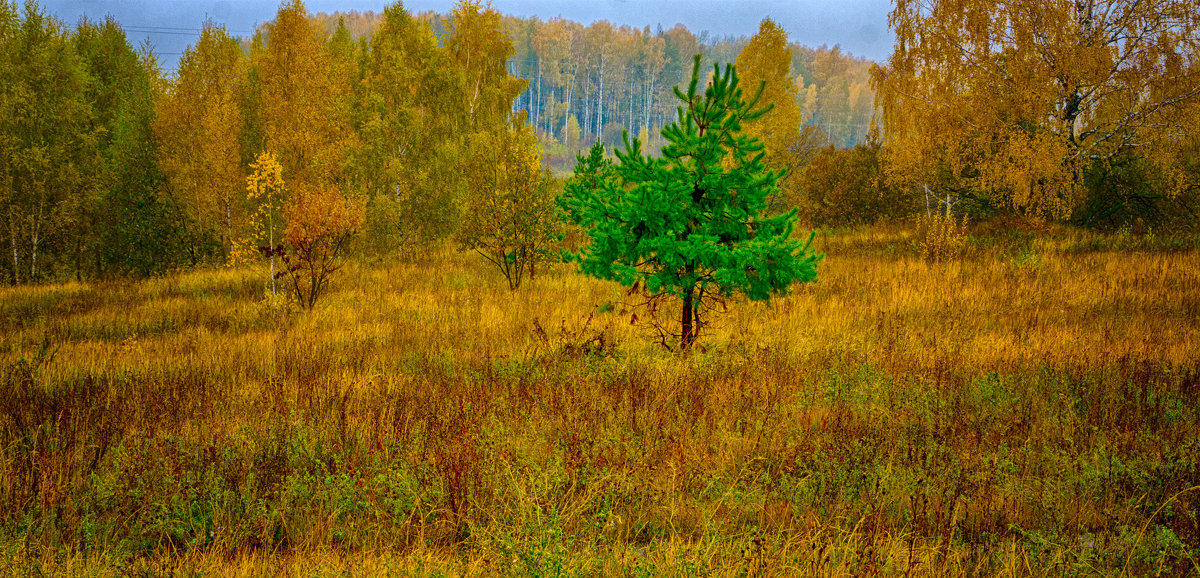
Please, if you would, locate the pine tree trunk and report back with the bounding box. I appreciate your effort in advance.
[680,282,696,350]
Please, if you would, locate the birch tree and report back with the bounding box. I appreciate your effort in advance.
[873,0,1200,219]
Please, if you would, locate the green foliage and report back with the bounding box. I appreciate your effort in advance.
[351,3,461,247]
[561,55,822,349]
[76,18,191,277]
[1075,151,1200,233]
[0,1,96,283]
[456,116,561,290]
[361,195,404,255]
[558,142,615,229]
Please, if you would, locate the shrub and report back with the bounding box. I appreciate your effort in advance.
[799,140,917,226]
[915,212,968,262]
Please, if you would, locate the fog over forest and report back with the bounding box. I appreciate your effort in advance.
[39,0,894,70]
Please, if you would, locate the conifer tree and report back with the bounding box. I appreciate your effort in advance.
[562,55,822,350]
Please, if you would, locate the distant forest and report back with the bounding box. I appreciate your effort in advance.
[311,10,878,155]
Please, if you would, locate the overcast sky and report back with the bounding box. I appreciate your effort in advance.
[40,0,894,71]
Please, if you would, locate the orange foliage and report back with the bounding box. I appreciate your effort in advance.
[280,183,363,309]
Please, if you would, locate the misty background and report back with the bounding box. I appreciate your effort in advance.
[39,0,894,72]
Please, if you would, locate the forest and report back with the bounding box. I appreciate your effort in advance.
[0,0,884,287]
[2,0,1200,574]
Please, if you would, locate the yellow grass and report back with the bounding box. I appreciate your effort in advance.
[1,225,1197,576]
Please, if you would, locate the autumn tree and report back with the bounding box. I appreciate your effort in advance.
[75,18,187,277]
[246,151,360,308]
[562,56,822,350]
[456,116,559,290]
[873,0,1200,219]
[156,21,245,262]
[245,152,286,296]
[799,139,917,226]
[279,181,362,308]
[448,0,556,288]
[445,0,526,133]
[253,0,351,189]
[244,0,361,301]
[354,3,461,247]
[0,2,95,284]
[736,18,802,212]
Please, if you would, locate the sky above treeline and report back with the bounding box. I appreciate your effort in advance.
[41,0,894,71]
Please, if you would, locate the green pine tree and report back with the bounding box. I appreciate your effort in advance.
[561,55,822,350]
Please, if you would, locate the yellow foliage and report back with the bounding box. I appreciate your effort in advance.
[735,18,802,208]
[255,0,352,190]
[916,212,968,263]
[246,152,285,202]
[155,22,245,260]
[244,152,287,294]
[874,0,1200,219]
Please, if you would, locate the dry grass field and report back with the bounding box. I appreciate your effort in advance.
[1,223,1198,576]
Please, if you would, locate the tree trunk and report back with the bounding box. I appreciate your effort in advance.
[562,66,576,144]
[583,72,591,138]
[535,57,542,134]
[8,214,19,285]
[597,55,605,138]
[268,210,277,297]
[226,197,234,261]
[628,75,635,132]
[643,73,655,131]
[680,282,696,350]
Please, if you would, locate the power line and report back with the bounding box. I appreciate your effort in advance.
[124,28,204,37]
[124,25,205,33]
[122,25,256,37]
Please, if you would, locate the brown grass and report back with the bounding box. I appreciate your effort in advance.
[1,225,1198,576]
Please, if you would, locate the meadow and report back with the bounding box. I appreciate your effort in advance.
[1,223,1198,576]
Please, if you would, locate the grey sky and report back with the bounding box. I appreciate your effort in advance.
[40,0,894,71]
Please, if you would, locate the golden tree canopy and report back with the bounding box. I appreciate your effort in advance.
[736,18,802,211]
[873,0,1200,218]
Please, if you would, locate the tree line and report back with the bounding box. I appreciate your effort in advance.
[2,0,1197,290]
[498,16,878,158]
[0,0,538,287]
